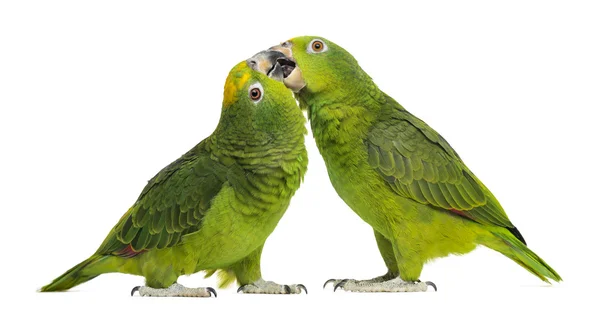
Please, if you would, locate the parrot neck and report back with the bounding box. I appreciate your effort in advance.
[298,78,384,151]
[208,117,308,185]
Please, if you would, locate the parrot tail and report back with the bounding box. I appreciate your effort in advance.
[40,255,107,292]
[487,230,562,283]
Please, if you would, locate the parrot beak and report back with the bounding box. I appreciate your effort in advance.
[247,46,306,93]
[247,50,288,81]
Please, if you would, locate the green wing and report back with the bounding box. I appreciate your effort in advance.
[96,140,228,256]
[367,96,519,234]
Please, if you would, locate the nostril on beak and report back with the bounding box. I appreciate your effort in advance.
[248,60,257,70]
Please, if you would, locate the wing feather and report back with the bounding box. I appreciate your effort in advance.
[366,100,516,232]
[95,140,228,257]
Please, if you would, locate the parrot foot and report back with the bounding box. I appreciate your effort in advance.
[237,278,307,294]
[131,283,217,297]
[323,272,397,289]
[328,277,436,293]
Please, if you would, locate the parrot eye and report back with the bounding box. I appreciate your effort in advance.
[248,82,264,103]
[308,39,328,54]
[312,41,323,51]
[250,88,261,100]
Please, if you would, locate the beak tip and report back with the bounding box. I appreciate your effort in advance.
[247,44,305,92]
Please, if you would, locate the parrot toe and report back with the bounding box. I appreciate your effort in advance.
[334,279,349,292]
[131,283,216,297]
[327,277,436,293]
[237,284,256,293]
[325,272,397,291]
[237,278,307,294]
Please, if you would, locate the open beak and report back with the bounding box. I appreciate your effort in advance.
[247,44,306,92]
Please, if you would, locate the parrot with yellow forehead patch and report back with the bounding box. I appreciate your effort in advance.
[249,37,561,292]
[41,61,308,296]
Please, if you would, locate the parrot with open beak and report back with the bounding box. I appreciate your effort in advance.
[248,36,561,292]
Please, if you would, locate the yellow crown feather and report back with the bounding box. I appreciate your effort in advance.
[223,61,252,107]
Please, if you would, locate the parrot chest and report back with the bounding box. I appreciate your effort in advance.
[318,141,396,227]
[309,102,429,237]
[184,164,304,269]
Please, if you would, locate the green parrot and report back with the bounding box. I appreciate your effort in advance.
[249,36,561,292]
[40,60,309,296]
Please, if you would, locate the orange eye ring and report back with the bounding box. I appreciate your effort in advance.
[249,87,262,100]
[312,40,324,52]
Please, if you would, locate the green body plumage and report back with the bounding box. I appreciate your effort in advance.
[283,36,560,283]
[41,61,308,292]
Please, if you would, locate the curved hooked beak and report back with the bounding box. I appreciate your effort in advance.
[247,45,306,92]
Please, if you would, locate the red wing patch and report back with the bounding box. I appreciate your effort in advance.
[449,208,475,220]
[113,244,146,258]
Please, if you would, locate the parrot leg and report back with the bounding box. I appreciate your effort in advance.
[237,278,307,294]
[233,245,307,294]
[131,283,217,297]
[323,230,405,290]
[324,232,436,292]
[331,277,436,293]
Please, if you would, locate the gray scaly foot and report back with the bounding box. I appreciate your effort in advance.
[323,272,396,290]
[328,277,436,293]
[131,283,216,297]
[237,278,307,294]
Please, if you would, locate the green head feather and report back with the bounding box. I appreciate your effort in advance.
[273,36,385,114]
[289,37,358,92]
[216,61,305,140]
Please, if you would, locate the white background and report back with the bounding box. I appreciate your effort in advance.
[1,0,599,308]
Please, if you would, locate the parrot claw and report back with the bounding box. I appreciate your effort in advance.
[333,279,349,292]
[425,281,437,292]
[131,286,140,296]
[237,284,256,293]
[207,287,217,297]
[297,284,308,294]
[323,279,336,289]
